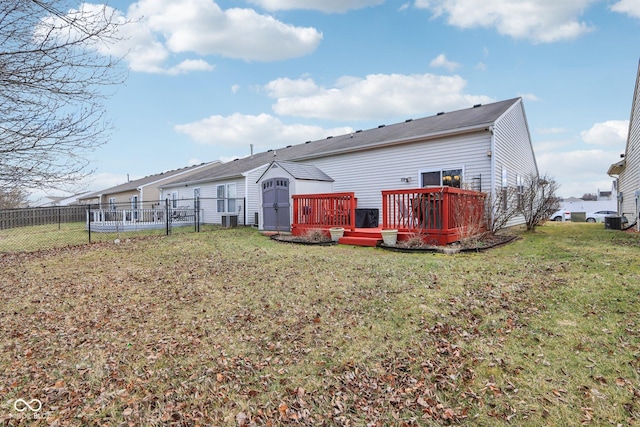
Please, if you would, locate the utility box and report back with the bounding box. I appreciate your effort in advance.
[222,214,238,228]
[604,216,622,230]
[571,212,586,222]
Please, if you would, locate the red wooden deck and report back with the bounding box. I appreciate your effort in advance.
[292,188,486,246]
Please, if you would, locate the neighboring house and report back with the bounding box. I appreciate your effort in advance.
[162,97,539,231]
[78,161,221,209]
[31,191,93,207]
[608,59,640,227]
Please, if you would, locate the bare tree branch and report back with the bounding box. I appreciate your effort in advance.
[0,0,128,193]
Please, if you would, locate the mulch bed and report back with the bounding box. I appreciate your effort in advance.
[379,233,518,254]
[271,232,517,253]
[270,233,336,246]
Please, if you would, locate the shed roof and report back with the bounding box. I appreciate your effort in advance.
[257,160,334,183]
[163,98,521,188]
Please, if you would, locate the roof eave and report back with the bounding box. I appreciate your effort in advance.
[607,160,625,176]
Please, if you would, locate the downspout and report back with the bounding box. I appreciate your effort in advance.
[488,125,497,224]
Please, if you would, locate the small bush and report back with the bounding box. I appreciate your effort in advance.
[304,228,327,243]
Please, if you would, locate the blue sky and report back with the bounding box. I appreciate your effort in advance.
[55,0,640,199]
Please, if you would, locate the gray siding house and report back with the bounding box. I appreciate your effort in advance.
[161,97,539,231]
[608,59,640,228]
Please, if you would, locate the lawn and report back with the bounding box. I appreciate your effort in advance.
[0,223,639,426]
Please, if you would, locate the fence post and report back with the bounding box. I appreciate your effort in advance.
[194,196,200,232]
[165,199,170,236]
[87,205,92,243]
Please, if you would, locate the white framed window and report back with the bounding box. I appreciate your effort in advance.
[420,167,463,188]
[217,183,237,213]
[108,197,116,210]
[227,183,236,213]
[193,188,201,209]
[217,185,225,212]
[501,167,509,211]
[172,192,177,208]
[516,175,524,209]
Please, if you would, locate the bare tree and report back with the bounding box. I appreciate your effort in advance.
[484,186,520,233]
[0,0,127,193]
[517,173,561,231]
[0,188,28,209]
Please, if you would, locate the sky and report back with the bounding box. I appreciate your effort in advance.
[44,0,640,200]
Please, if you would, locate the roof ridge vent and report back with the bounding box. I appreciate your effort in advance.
[326,136,333,139]
[473,104,482,108]
[405,119,413,122]
[355,129,363,133]
[378,124,385,128]
[305,140,311,143]
[437,111,445,116]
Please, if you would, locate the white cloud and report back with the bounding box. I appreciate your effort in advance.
[580,120,629,145]
[174,113,353,150]
[534,121,628,197]
[536,148,619,197]
[248,0,384,13]
[265,73,493,121]
[430,54,460,72]
[518,93,540,102]
[415,0,597,43]
[611,0,640,18]
[103,0,322,73]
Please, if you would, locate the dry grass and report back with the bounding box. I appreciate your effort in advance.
[1,223,639,426]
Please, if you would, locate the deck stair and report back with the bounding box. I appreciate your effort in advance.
[337,228,382,247]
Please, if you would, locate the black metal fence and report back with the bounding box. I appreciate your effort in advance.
[0,197,247,253]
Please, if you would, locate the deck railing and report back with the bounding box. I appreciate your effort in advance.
[382,187,486,244]
[87,207,198,231]
[292,192,357,234]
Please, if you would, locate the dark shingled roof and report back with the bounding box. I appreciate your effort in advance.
[164,98,520,187]
[80,161,220,199]
[258,160,334,183]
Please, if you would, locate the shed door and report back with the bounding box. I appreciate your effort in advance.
[262,178,290,231]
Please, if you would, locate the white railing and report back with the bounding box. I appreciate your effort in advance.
[87,208,199,231]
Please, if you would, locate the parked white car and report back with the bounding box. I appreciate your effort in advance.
[550,209,571,222]
[585,210,618,223]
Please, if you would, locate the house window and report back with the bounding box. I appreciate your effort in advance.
[420,168,463,188]
[227,183,236,213]
[172,192,177,209]
[194,188,201,209]
[108,198,116,210]
[131,196,138,220]
[217,184,237,213]
[501,167,508,211]
[217,185,225,212]
[516,175,524,209]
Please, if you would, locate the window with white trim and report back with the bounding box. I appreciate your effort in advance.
[227,183,236,213]
[217,185,225,212]
[420,168,463,188]
[501,167,508,211]
[516,174,524,209]
[193,188,201,209]
[108,197,116,210]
